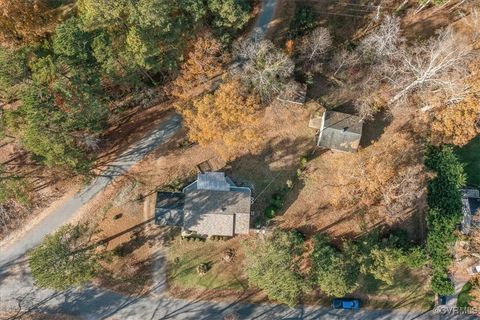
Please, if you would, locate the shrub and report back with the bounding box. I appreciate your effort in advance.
[112,245,128,257]
[265,206,276,219]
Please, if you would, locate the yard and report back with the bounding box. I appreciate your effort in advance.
[166,236,248,292]
[456,135,480,186]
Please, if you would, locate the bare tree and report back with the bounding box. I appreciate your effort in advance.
[387,27,473,104]
[464,5,480,42]
[354,97,379,120]
[331,48,360,76]
[299,27,332,61]
[359,15,404,60]
[234,40,295,102]
[382,164,424,216]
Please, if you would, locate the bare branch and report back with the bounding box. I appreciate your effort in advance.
[234,40,295,102]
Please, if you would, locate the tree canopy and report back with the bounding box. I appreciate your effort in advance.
[311,235,359,296]
[178,80,261,159]
[244,230,306,307]
[28,223,98,290]
[425,145,466,295]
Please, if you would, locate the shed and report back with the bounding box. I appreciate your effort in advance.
[317,111,363,153]
[461,188,480,234]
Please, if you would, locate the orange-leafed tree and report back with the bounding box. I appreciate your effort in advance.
[0,0,58,47]
[430,97,480,146]
[178,80,262,159]
[172,31,230,100]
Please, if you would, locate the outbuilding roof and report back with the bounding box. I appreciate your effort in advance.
[318,111,363,153]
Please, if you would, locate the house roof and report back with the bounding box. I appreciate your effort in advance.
[318,111,363,153]
[184,213,235,236]
[462,189,480,215]
[183,188,251,236]
[154,192,185,226]
[155,172,252,236]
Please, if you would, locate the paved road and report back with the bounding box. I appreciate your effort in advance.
[252,0,277,40]
[0,114,182,268]
[0,261,476,320]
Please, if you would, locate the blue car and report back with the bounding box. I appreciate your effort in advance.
[332,298,361,309]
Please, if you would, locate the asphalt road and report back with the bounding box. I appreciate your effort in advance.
[252,0,277,40]
[0,262,476,320]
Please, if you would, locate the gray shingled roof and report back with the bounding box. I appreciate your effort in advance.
[155,173,251,236]
[154,192,185,226]
[183,188,251,236]
[318,111,363,153]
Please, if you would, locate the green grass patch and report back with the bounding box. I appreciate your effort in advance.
[166,237,246,291]
[456,135,480,186]
[457,282,474,308]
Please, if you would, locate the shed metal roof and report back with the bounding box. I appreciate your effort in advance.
[197,172,231,191]
[318,111,363,153]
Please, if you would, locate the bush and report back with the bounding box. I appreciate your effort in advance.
[457,282,474,308]
[431,271,455,296]
[112,245,128,257]
[265,206,276,219]
[300,155,308,167]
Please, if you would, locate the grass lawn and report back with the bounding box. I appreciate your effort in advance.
[166,236,248,291]
[457,282,474,308]
[356,267,434,310]
[456,135,480,186]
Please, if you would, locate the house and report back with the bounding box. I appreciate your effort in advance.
[461,188,480,234]
[310,111,363,153]
[154,172,251,237]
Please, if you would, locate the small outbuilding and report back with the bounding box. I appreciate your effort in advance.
[313,111,363,153]
[461,188,480,234]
